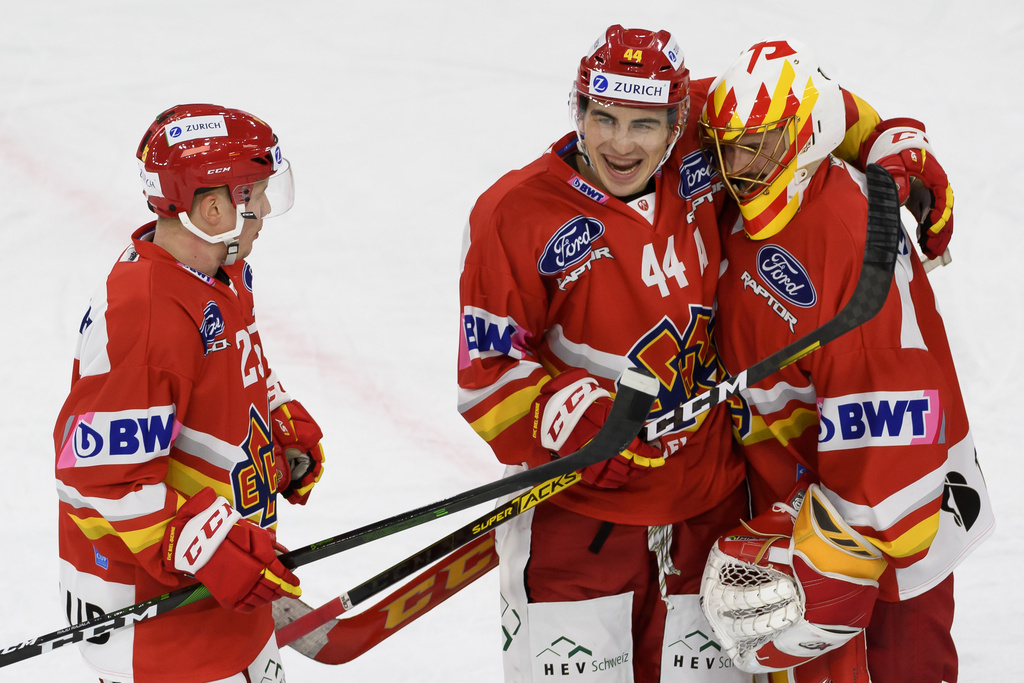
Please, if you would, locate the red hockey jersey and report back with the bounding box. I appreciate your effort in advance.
[715,159,993,600]
[54,224,291,681]
[457,106,745,526]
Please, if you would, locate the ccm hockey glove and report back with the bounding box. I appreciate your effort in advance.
[532,369,664,489]
[162,488,301,613]
[860,117,953,259]
[700,482,886,673]
[270,400,325,505]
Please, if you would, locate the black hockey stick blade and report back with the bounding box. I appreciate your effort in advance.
[0,367,658,669]
[0,582,214,668]
[644,163,901,441]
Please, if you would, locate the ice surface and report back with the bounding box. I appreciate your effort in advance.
[1,1,1016,680]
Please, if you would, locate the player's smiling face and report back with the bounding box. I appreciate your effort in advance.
[580,102,673,197]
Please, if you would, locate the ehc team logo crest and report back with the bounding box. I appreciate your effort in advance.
[626,307,716,419]
[231,405,278,527]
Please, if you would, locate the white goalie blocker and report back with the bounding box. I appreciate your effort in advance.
[699,484,886,673]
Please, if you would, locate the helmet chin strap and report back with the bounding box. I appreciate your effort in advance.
[177,203,248,267]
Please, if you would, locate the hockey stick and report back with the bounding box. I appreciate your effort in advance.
[922,247,951,273]
[642,163,901,442]
[277,163,903,663]
[0,368,657,669]
[273,472,583,659]
[273,532,500,664]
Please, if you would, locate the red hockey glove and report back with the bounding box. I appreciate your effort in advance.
[271,400,325,505]
[700,482,886,673]
[162,488,302,613]
[532,369,664,489]
[860,118,953,259]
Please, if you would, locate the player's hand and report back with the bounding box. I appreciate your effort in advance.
[700,482,886,672]
[270,400,325,505]
[861,118,953,259]
[162,488,301,613]
[532,369,664,489]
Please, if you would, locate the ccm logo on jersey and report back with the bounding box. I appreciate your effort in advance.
[63,407,178,465]
[817,390,941,451]
[538,216,606,275]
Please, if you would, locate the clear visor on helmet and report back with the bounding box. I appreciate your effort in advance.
[699,117,795,202]
[232,157,294,220]
[570,89,685,169]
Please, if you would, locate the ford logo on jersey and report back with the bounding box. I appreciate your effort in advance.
[538,216,606,275]
[756,245,817,308]
[680,150,714,199]
[200,301,226,355]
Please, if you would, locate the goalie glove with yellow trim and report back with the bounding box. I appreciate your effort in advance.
[700,482,887,673]
[532,368,665,489]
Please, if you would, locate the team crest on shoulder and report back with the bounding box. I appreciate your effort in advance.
[200,301,230,355]
[243,263,254,292]
[538,216,605,276]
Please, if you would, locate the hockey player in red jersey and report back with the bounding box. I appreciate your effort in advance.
[54,104,327,682]
[459,26,747,682]
[697,40,993,682]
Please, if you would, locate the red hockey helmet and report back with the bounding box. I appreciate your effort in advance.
[136,103,293,220]
[570,26,691,173]
[573,25,690,111]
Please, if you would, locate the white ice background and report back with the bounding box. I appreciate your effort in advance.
[0,1,1018,680]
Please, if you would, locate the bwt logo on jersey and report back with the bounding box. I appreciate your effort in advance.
[679,150,714,200]
[756,245,817,308]
[818,390,941,451]
[568,174,609,204]
[200,301,229,355]
[589,71,670,104]
[462,306,529,360]
[71,407,177,461]
[538,216,606,275]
